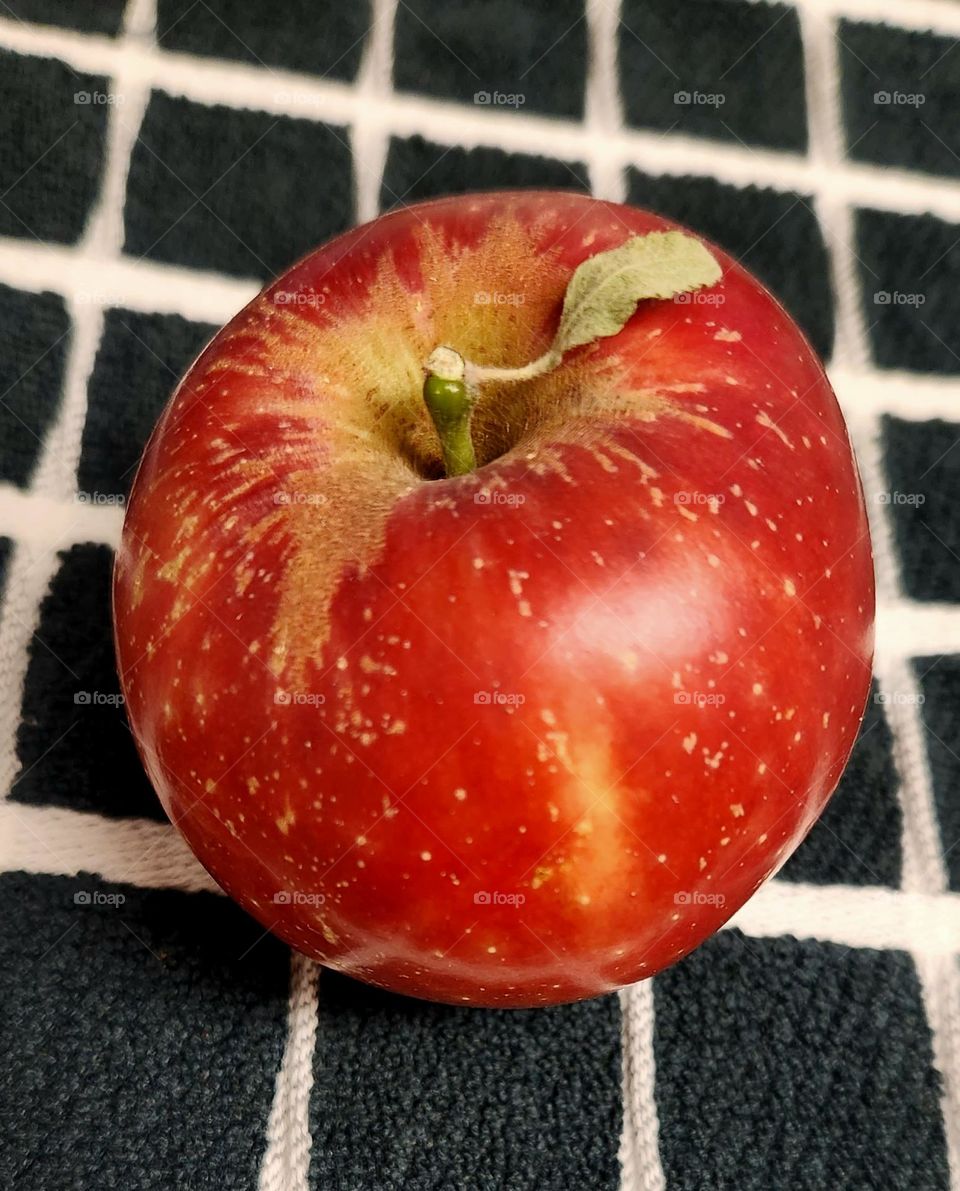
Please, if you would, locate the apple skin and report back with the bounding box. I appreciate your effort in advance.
[114,191,874,1008]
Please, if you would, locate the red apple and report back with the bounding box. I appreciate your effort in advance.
[114,191,874,1007]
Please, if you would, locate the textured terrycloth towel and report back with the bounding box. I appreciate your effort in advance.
[0,1,959,1188]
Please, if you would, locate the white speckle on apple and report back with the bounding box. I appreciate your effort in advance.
[756,409,793,449]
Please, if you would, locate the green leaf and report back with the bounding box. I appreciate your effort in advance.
[553,231,722,356]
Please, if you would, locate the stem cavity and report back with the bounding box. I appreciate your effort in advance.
[420,230,722,477]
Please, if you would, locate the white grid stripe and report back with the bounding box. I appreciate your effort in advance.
[1,3,325,1189]
[865,419,960,1187]
[259,954,321,1191]
[0,0,154,804]
[352,0,398,225]
[0,1,958,1187]
[855,411,960,1186]
[812,0,960,1172]
[6,14,960,224]
[584,0,628,203]
[617,981,666,1191]
[799,4,871,373]
[4,799,957,955]
[816,5,960,1178]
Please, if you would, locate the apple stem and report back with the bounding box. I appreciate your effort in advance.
[422,344,562,477]
[422,347,477,477]
[464,349,561,387]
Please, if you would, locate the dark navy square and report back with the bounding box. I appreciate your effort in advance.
[654,932,949,1190]
[881,416,960,603]
[856,208,960,374]
[0,872,288,1190]
[157,0,370,80]
[913,654,960,891]
[381,134,589,211]
[13,544,164,820]
[780,681,901,887]
[3,0,125,34]
[80,308,217,500]
[393,0,587,119]
[0,49,109,243]
[840,19,960,180]
[0,283,70,488]
[627,170,834,360]
[124,92,353,280]
[309,971,622,1189]
[620,0,806,151]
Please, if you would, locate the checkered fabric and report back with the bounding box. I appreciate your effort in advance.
[0,1,958,1188]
